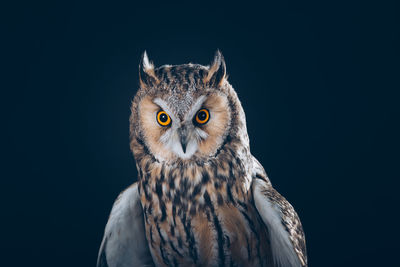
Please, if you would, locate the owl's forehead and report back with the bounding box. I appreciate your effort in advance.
[155,64,207,85]
[154,64,209,118]
[163,93,193,118]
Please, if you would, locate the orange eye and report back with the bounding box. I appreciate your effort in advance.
[156,110,171,126]
[195,108,210,125]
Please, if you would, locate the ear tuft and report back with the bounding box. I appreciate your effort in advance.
[142,51,153,71]
[139,51,159,88]
[204,50,227,87]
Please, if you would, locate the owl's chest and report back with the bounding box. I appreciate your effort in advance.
[140,184,270,266]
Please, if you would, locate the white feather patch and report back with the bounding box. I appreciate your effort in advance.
[142,51,154,71]
[253,179,302,267]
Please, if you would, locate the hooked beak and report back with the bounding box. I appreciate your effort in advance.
[178,126,189,153]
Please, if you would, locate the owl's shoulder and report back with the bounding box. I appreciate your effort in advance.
[251,156,271,185]
[97,183,154,267]
[251,157,308,266]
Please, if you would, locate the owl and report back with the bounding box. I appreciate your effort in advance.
[97,51,307,267]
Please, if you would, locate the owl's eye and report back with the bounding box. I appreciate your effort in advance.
[194,108,210,125]
[156,110,171,127]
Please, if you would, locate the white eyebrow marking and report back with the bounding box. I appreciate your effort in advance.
[184,95,207,122]
[153,98,178,124]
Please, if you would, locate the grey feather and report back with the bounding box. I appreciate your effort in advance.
[97,183,154,267]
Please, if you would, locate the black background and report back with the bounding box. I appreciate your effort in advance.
[2,1,399,266]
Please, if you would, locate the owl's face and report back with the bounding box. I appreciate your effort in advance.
[133,52,232,163]
[139,91,231,161]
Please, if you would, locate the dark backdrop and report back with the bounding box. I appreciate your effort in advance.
[2,1,399,266]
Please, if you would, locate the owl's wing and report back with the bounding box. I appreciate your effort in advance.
[251,158,308,267]
[97,183,154,267]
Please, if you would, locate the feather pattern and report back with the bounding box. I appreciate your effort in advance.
[98,51,307,266]
[252,160,307,267]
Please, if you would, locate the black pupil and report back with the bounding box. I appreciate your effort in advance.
[198,111,207,121]
[159,113,168,123]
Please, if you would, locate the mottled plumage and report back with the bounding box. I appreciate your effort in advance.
[98,51,307,267]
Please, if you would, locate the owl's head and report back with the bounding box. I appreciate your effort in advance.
[130,51,249,164]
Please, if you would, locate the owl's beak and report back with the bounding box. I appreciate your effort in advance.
[178,126,189,153]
